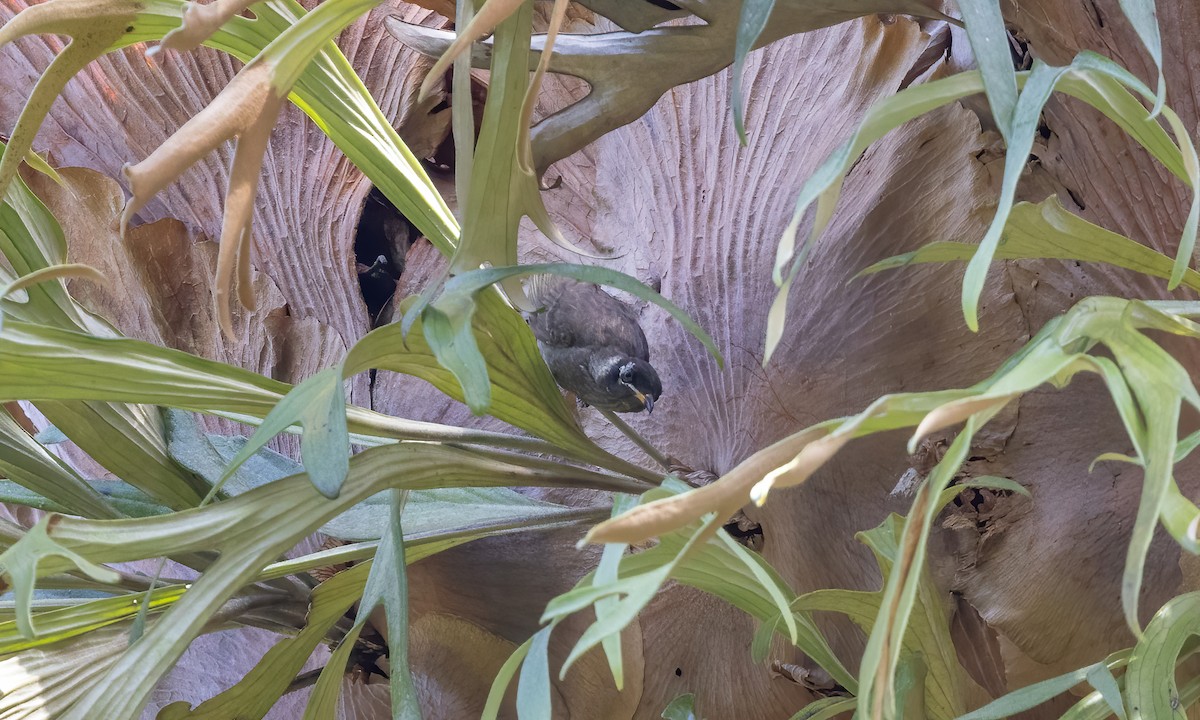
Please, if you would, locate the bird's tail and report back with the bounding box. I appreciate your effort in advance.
[523,273,574,310]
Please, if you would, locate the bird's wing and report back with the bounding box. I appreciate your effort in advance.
[526,278,650,360]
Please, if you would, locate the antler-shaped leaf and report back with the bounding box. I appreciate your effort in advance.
[0,515,120,639]
[0,0,143,199]
[416,0,526,101]
[769,53,1198,354]
[586,297,1200,645]
[0,441,615,718]
[390,0,955,172]
[121,0,383,339]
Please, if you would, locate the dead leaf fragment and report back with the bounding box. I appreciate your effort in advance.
[912,395,1016,447]
[586,427,827,545]
[122,61,284,339]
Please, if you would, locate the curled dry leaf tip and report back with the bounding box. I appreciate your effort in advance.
[584,479,745,545]
[909,395,1014,452]
[588,427,827,544]
[153,0,260,57]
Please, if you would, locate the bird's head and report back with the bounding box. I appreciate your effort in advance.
[611,358,662,413]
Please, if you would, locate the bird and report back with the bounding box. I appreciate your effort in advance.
[525,277,663,414]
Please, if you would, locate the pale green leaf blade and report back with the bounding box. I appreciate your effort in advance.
[320,486,577,542]
[516,624,554,720]
[346,295,626,471]
[157,563,371,720]
[935,475,1029,510]
[960,664,1100,719]
[661,693,697,720]
[483,637,532,720]
[1113,0,1165,115]
[3,443,574,718]
[555,513,723,679]
[451,0,476,215]
[165,412,304,497]
[1159,108,1199,290]
[218,366,348,499]
[788,696,857,720]
[962,61,1067,331]
[0,406,120,519]
[722,532,798,645]
[957,0,1017,138]
[1105,332,1184,634]
[1178,427,1200,462]
[0,516,121,639]
[1124,576,1200,719]
[0,621,147,719]
[594,494,637,690]
[858,197,1200,293]
[354,490,422,720]
[1159,480,1200,554]
[0,317,549,453]
[420,295,491,414]
[731,0,775,144]
[857,422,977,720]
[896,652,928,720]
[766,71,989,360]
[0,584,184,654]
[37,400,209,510]
[302,622,365,720]
[0,262,104,307]
[1083,662,1126,719]
[451,0,531,288]
[1056,53,1178,179]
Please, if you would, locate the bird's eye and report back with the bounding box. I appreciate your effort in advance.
[618,363,634,384]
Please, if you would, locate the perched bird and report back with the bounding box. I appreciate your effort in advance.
[526,277,663,413]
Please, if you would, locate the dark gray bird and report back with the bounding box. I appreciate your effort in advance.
[526,277,663,413]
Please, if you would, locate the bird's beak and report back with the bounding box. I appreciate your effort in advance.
[624,382,655,414]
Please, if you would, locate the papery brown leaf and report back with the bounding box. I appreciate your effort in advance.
[121,61,284,339]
